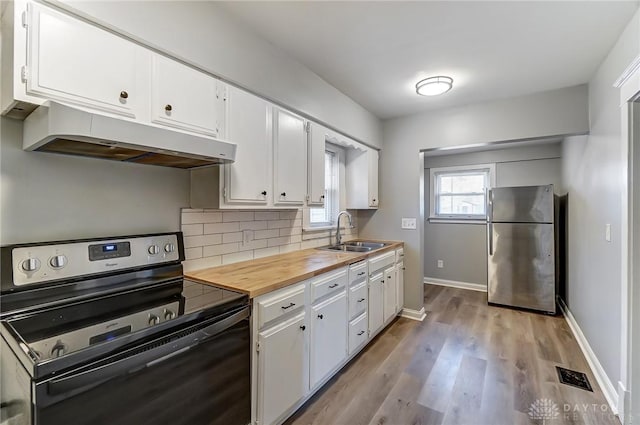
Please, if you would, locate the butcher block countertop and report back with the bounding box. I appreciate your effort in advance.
[184,240,403,298]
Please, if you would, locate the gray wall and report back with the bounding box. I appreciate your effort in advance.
[56,0,382,148]
[357,84,590,313]
[423,143,563,285]
[0,116,190,244]
[561,9,640,392]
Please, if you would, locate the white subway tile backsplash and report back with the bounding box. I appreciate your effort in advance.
[184,234,222,249]
[255,229,280,240]
[185,247,203,260]
[222,232,243,243]
[254,247,280,259]
[204,222,240,234]
[203,243,239,257]
[180,208,357,270]
[181,224,203,236]
[239,221,268,231]
[222,251,254,265]
[183,255,221,272]
[255,212,280,221]
[222,211,255,222]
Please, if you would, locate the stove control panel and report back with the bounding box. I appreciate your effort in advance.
[27,300,181,361]
[10,233,182,287]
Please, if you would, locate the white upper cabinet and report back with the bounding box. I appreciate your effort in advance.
[26,2,144,118]
[307,122,327,206]
[150,54,225,137]
[273,108,308,206]
[223,86,271,204]
[346,146,380,209]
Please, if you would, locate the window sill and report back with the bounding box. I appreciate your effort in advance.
[428,217,487,225]
[303,224,334,232]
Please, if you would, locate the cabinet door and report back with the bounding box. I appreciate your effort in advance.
[27,3,142,118]
[310,291,347,389]
[257,312,308,425]
[151,54,222,137]
[396,261,404,313]
[368,149,379,207]
[307,122,326,206]
[383,265,397,323]
[273,109,307,205]
[224,87,271,204]
[368,272,384,335]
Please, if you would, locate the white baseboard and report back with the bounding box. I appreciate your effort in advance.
[558,299,618,415]
[424,277,487,292]
[400,306,426,321]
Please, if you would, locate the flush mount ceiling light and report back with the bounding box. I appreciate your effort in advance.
[416,76,453,96]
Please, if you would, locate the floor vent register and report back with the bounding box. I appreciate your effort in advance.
[556,366,593,392]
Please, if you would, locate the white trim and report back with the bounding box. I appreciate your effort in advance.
[399,306,426,321]
[424,277,487,292]
[614,53,640,89]
[558,299,619,415]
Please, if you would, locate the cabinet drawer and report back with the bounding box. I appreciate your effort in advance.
[349,282,368,320]
[256,283,306,329]
[348,261,367,287]
[349,313,368,355]
[368,251,395,275]
[395,248,404,264]
[310,268,347,302]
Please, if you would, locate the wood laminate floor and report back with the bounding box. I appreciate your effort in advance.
[285,285,619,425]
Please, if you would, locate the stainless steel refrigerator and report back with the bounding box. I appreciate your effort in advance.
[487,184,557,314]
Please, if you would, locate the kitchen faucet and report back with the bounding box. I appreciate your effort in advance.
[335,211,353,246]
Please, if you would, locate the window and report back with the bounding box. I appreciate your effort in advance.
[429,164,495,220]
[307,145,343,228]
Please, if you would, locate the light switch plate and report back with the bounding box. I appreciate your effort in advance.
[401,218,417,229]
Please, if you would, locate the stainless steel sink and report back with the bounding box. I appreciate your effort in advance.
[343,241,387,249]
[317,241,389,253]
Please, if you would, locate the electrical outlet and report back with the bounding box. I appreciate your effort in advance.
[605,224,611,242]
[401,218,417,229]
[437,260,444,268]
[242,230,254,246]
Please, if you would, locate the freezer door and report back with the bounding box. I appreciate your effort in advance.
[489,185,554,223]
[487,222,556,313]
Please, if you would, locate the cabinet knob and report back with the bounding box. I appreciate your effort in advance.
[320,195,325,199]
[165,104,172,112]
[317,314,324,320]
[261,191,267,196]
[381,280,385,283]
[388,275,392,279]
[281,192,286,197]
[119,91,129,99]
[300,325,306,331]
[403,267,406,270]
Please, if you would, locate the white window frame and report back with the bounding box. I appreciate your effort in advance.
[429,163,496,222]
[303,144,345,230]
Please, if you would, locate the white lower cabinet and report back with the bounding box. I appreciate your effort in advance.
[257,312,308,425]
[383,265,397,323]
[310,291,347,389]
[368,271,384,335]
[348,313,368,355]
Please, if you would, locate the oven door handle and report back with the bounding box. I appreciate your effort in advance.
[44,307,249,399]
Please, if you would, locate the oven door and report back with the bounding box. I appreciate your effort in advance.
[34,306,250,425]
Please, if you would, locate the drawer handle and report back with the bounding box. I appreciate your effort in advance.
[328,283,339,289]
[357,298,365,303]
[317,314,324,319]
[281,302,296,310]
[357,272,365,276]
[357,330,365,336]
[300,325,306,331]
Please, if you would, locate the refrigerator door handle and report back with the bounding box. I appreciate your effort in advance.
[488,221,493,255]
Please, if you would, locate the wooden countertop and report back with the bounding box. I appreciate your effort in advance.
[184,240,403,298]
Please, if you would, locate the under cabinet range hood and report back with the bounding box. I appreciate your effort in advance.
[22,102,236,168]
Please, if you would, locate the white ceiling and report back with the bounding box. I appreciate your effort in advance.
[218,1,638,120]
